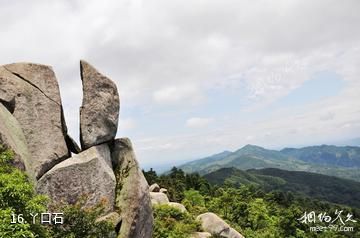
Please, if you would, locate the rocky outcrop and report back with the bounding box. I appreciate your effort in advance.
[0,60,153,238]
[149,185,187,212]
[37,144,116,214]
[111,138,153,238]
[0,63,69,179]
[168,202,187,213]
[150,192,170,205]
[197,212,244,238]
[149,183,160,192]
[0,103,31,176]
[79,60,119,150]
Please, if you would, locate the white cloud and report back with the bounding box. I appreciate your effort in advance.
[118,118,136,131]
[1,0,360,166]
[186,117,214,128]
[153,85,204,105]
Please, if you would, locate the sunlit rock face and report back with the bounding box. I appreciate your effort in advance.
[79,60,119,150]
[0,63,70,180]
[0,61,153,238]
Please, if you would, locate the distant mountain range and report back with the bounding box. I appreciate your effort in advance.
[203,167,360,208]
[178,144,360,182]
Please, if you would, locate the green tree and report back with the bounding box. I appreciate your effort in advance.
[0,146,49,238]
[143,168,158,185]
[153,204,200,238]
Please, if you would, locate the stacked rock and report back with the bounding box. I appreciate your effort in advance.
[149,183,187,213]
[0,61,153,238]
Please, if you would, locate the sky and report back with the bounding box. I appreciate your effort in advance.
[1,0,360,169]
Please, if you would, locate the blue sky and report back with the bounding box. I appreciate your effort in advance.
[0,0,359,169]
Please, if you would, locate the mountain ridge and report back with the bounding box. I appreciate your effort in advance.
[178,144,360,182]
[203,167,360,208]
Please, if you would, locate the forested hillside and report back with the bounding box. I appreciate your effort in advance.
[178,145,360,182]
[204,167,360,208]
[144,167,360,238]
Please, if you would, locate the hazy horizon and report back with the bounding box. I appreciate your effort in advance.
[143,138,360,172]
[1,1,359,168]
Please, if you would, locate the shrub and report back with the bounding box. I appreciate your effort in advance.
[49,199,115,238]
[153,204,200,238]
[0,146,49,237]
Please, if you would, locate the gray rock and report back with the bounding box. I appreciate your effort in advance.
[149,183,160,192]
[150,192,170,206]
[197,212,230,236]
[80,60,119,150]
[0,103,32,178]
[159,188,168,194]
[190,232,212,238]
[168,202,187,213]
[37,144,116,214]
[0,63,70,179]
[197,213,245,238]
[111,138,153,238]
[227,228,245,238]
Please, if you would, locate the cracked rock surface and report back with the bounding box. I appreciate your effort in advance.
[0,63,70,180]
[0,61,153,238]
[111,138,153,238]
[37,144,116,214]
[0,103,31,175]
[80,60,119,150]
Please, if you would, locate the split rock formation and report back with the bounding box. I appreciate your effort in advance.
[0,60,153,238]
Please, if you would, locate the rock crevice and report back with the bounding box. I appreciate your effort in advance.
[0,60,153,238]
[3,65,61,106]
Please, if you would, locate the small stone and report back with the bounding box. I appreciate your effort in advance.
[150,192,170,206]
[196,212,230,236]
[149,183,160,192]
[168,202,187,213]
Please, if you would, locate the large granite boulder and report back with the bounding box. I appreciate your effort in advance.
[37,144,116,214]
[197,212,244,237]
[0,103,32,177]
[150,192,170,206]
[111,138,153,238]
[0,63,69,179]
[80,60,119,150]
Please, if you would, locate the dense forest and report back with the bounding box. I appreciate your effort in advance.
[204,167,360,208]
[144,167,360,238]
[178,145,360,182]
